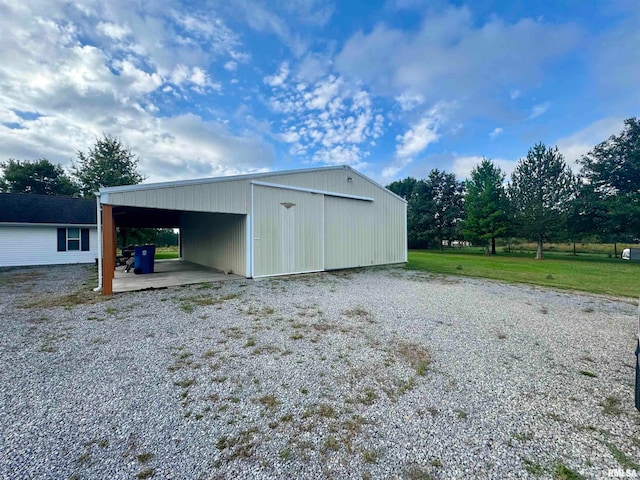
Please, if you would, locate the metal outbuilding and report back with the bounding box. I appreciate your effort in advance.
[96,165,407,294]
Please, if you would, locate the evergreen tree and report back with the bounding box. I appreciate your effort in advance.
[72,134,145,196]
[578,117,640,244]
[387,177,430,248]
[425,169,465,251]
[462,158,508,255]
[509,143,575,259]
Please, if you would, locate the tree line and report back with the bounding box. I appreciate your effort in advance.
[0,134,144,197]
[0,134,176,247]
[387,117,640,259]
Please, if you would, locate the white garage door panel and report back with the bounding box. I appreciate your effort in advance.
[253,186,323,277]
[324,196,375,269]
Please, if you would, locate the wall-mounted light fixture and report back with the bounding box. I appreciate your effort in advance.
[347,177,353,183]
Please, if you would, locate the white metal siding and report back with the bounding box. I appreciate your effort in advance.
[324,195,406,270]
[253,185,323,277]
[324,196,374,269]
[100,167,407,278]
[0,225,98,267]
[106,179,250,214]
[261,169,386,203]
[180,212,247,276]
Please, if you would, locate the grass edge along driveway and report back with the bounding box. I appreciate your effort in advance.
[407,249,640,299]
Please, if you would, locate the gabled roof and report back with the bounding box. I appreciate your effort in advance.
[99,165,406,203]
[0,193,96,225]
[99,165,352,193]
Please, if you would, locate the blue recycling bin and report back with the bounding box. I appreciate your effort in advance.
[133,245,156,274]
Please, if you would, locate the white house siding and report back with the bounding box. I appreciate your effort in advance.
[0,225,98,267]
[180,212,247,276]
[252,185,324,277]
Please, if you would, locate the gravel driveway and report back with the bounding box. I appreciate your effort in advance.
[1,264,638,479]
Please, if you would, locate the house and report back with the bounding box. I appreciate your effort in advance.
[0,193,98,267]
[97,165,407,294]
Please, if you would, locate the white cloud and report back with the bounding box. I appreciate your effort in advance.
[265,72,383,169]
[509,89,521,100]
[114,59,164,94]
[295,53,331,82]
[489,127,503,139]
[168,64,220,93]
[189,66,222,93]
[96,21,131,40]
[554,117,625,172]
[382,111,440,178]
[589,2,640,107]
[275,0,335,27]
[312,145,368,169]
[395,116,439,159]
[189,67,208,86]
[233,0,308,57]
[264,62,290,88]
[305,75,343,110]
[279,129,300,143]
[450,155,516,181]
[0,108,21,125]
[170,11,246,61]
[127,114,274,182]
[335,6,580,118]
[224,61,237,71]
[395,91,424,111]
[0,2,272,182]
[528,102,550,119]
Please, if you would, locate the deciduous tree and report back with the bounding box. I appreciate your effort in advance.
[0,158,78,196]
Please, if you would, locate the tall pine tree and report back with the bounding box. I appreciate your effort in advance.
[72,134,145,196]
[509,143,575,259]
[463,159,507,255]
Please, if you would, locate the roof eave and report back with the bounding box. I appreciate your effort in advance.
[98,165,352,195]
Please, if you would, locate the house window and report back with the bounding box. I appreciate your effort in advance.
[67,228,80,251]
[57,228,90,252]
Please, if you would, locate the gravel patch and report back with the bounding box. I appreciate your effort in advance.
[0,264,639,479]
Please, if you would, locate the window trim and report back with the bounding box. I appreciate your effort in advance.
[67,228,80,251]
[57,227,90,252]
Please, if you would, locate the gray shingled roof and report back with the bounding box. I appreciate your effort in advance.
[0,193,96,225]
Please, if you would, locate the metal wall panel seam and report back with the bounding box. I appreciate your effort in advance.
[245,214,251,277]
[250,183,254,278]
[403,202,408,262]
[321,194,325,270]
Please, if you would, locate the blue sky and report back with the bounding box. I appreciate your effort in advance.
[0,0,638,185]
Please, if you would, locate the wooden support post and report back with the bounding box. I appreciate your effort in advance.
[102,204,116,295]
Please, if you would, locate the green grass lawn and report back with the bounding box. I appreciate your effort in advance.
[408,249,640,298]
[154,246,180,259]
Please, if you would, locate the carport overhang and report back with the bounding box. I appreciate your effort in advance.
[97,200,184,295]
[96,194,250,295]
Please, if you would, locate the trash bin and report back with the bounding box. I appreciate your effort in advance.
[133,245,156,274]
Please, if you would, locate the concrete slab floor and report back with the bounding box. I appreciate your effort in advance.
[112,258,244,293]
